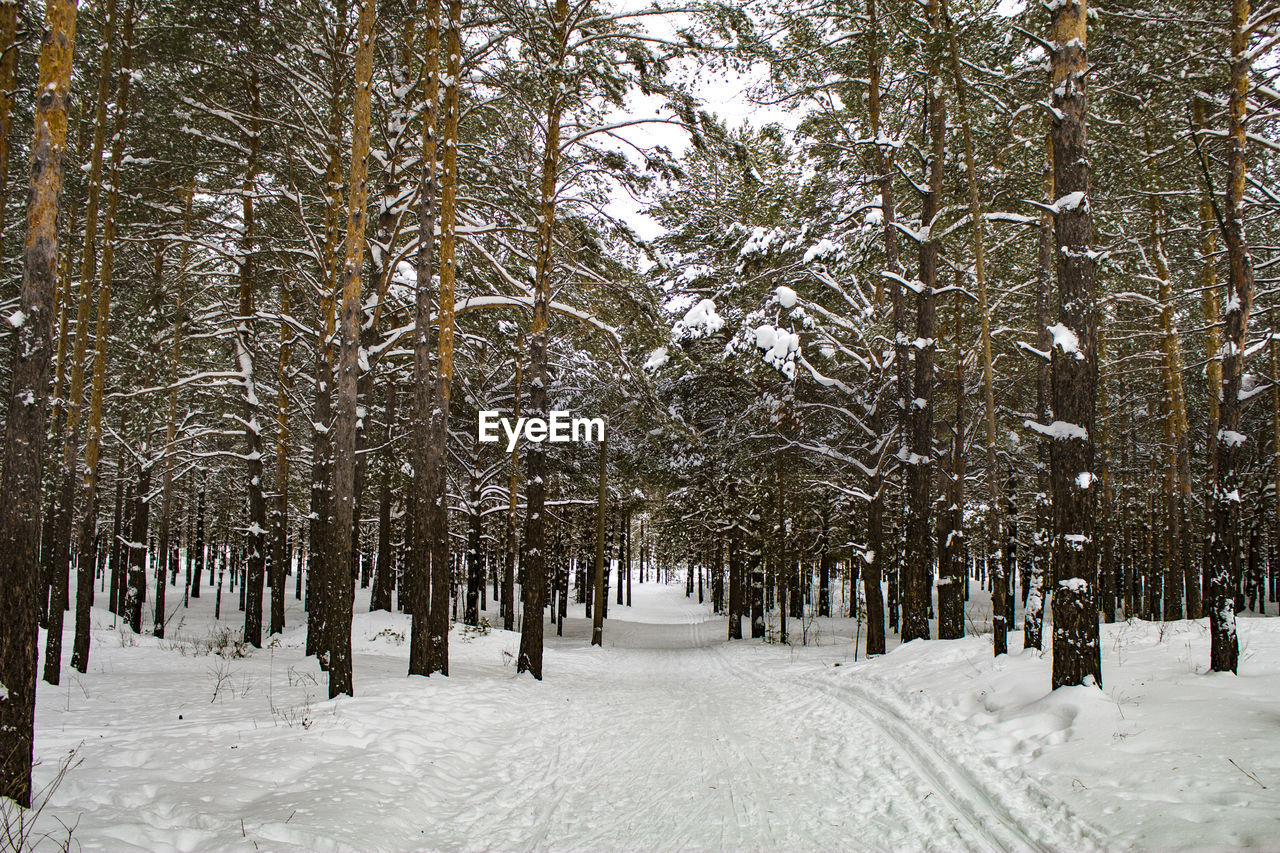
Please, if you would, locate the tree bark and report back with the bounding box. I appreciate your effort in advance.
[424,0,462,675]
[408,0,442,675]
[124,462,151,634]
[938,287,965,639]
[591,432,607,646]
[867,0,904,653]
[942,0,1003,650]
[48,0,117,678]
[1148,188,1188,622]
[0,0,22,256]
[902,0,943,644]
[1209,0,1255,674]
[371,382,396,612]
[503,342,521,630]
[1026,141,1052,650]
[1191,98,1217,623]
[0,0,77,806]
[517,0,569,680]
[238,66,267,650]
[326,0,377,698]
[271,277,294,633]
[1048,0,1101,690]
[306,10,349,664]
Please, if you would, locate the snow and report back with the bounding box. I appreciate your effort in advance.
[678,298,724,336]
[865,195,884,227]
[775,284,798,309]
[801,241,836,265]
[1047,323,1084,360]
[754,323,800,368]
[1024,419,1088,441]
[1219,429,1248,447]
[7,309,25,328]
[643,346,669,370]
[20,571,1280,851]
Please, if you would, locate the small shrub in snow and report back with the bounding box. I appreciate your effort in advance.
[0,747,82,852]
[371,627,405,645]
[270,691,316,730]
[461,617,491,640]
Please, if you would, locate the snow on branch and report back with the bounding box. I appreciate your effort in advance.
[1023,419,1088,441]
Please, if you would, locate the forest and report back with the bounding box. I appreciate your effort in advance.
[0,0,1278,847]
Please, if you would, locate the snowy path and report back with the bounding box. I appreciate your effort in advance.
[30,585,1105,852]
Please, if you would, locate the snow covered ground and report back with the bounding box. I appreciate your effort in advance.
[15,574,1280,851]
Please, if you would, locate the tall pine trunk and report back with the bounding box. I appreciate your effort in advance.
[938,287,965,639]
[306,22,348,663]
[271,278,293,634]
[0,0,21,254]
[867,0,901,654]
[517,0,570,680]
[408,0,441,672]
[1209,0,1255,674]
[1048,0,1101,690]
[326,0,377,697]
[419,0,462,676]
[157,183,194,639]
[1026,142,1052,649]
[238,67,267,649]
[0,0,77,806]
[902,0,944,643]
[1191,97,1217,623]
[502,345,521,631]
[591,432,607,646]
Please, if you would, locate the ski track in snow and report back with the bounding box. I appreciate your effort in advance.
[30,584,1109,852]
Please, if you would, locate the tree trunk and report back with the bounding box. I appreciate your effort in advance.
[943,0,1004,651]
[0,0,76,806]
[326,0,377,698]
[125,463,151,634]
[938,286,965,639]
[868,0,907,651]
[71,0,135,673]
[1191,98,1217,623]
[1026,144,1052,650]
[371,382,396,612]
[818,502,831,618]
[750,523,765,638]
[0,0,22,256]
[503,342,521,631]
[728,525,743,639]
[48,0,118,680]
[591,432,607,646]
[517,0,569,680]
[1048,0,1101,690]
[306,12,350,665]
[418,0,461,678]
[1209,0,1255,674]
[156,183,194,639]
[236,64,266,649]
[903,0,943,644]
[464,432,483,627]
[192,483,206,600]
[271,277,293,634]
[108,464,125,614]
[1147,188,1188,622]
[408,0,442,674]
